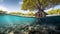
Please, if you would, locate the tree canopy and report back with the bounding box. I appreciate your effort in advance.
[21,0,60,18]
[21,0,60,11]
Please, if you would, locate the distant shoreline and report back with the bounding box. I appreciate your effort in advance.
[10,14,60,18]
[1,14,60,18]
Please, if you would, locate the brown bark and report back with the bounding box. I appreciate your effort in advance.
[34,0,46,18]
[35,9,46,18]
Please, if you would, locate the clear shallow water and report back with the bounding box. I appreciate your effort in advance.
[0,15,36,25]
[0,15,60,26]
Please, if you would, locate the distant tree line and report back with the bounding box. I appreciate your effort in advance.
[9,11,35,16]
[0,10,6,14]
[47,9,60,15]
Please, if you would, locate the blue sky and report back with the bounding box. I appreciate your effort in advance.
[0,0,60,13]
[0,0,22,13]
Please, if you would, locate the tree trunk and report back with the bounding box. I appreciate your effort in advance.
[34,9,47,25]
[35,9,46,18]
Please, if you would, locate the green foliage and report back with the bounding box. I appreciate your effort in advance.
[9,12,22,15]
[21,0,60,18]
[9,11,35,17]
[47,9,60,15]
[21,0,60,11]
[0,10,6,14]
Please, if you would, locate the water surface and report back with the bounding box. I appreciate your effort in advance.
[0,15,36,26]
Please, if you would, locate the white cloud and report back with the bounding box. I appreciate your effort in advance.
[0,5,18,13]
[19,10,29,14]
[19,2,23,5]
[0,6,8,11]
[44,8,53,12]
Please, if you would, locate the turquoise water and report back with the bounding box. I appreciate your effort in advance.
[0,15,36,25]
[0,15,60,26]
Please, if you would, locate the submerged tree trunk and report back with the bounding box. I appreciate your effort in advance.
[34,9,47,25]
